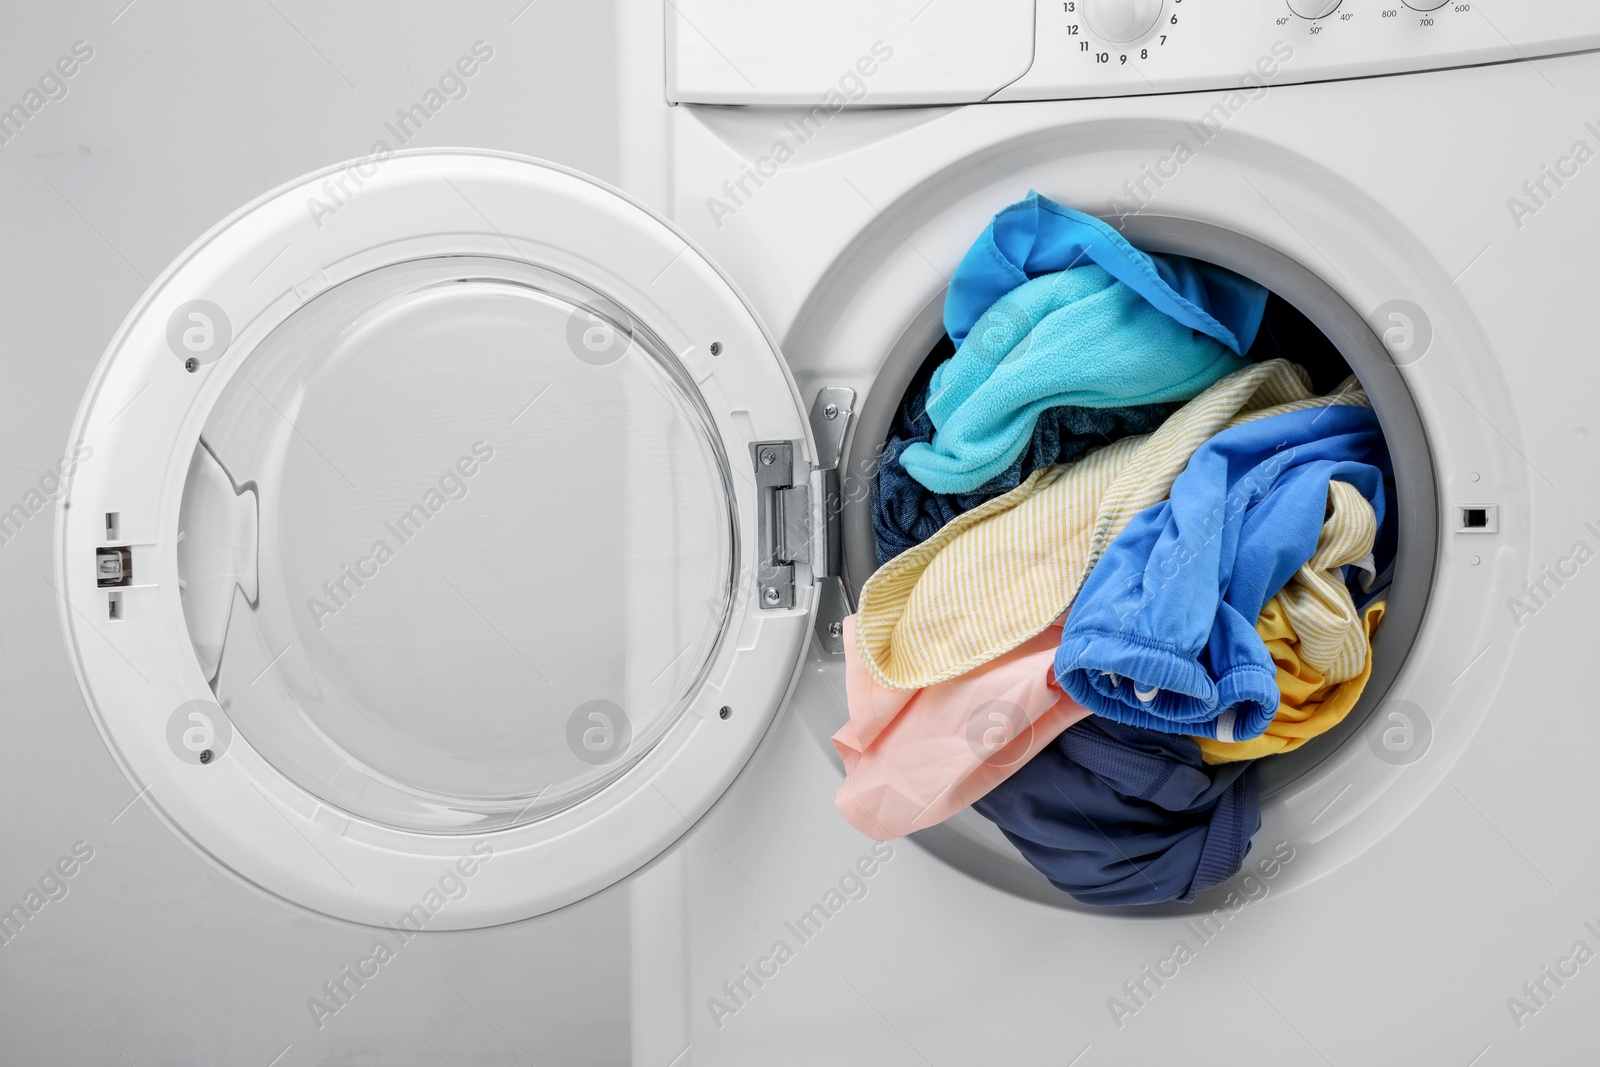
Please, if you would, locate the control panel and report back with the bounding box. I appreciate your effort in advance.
[668,0,1600,106]
[995,0,1600,101]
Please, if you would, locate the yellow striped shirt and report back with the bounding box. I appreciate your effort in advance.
[1278,478,1378,685]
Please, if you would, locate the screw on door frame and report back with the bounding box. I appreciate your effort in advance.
[759,448,778,467]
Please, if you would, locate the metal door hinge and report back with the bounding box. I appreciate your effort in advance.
[808,386,855,654]
[751,387,856,653]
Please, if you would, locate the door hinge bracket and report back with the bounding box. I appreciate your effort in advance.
[750,386,857,652]
[807,386,855,653]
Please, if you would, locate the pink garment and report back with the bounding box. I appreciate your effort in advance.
[833,615,1091,841]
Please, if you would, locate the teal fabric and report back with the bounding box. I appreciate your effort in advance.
[899,267,1252,494]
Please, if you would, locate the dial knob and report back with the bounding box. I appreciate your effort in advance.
[1080,0,1165,44]
[1403,0,1450,9]
[1286,0,1341,17]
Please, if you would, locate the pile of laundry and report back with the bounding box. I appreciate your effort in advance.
[833,192,1395,906]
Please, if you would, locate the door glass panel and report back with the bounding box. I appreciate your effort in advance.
[180,256,737,833]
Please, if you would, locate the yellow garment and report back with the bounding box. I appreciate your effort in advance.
[1279,479,1378,685]
[1198,598,1386,764]
[856,359,1369,691]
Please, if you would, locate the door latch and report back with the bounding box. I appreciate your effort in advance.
[752,441,807,610]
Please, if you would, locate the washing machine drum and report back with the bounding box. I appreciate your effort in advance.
[60,151,822,928]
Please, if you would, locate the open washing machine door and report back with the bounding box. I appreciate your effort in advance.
[56,149,842,929]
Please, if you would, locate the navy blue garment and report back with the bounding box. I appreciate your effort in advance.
[973,717,1260,906]
[871,343,1173,563]
[944,191,1268,355]
[1245,293,1351,394]
[1055,404,1391,741]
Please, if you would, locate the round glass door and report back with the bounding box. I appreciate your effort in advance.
[179,256,737,834]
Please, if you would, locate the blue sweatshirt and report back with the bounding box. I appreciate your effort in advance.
[1055,403,1390,741]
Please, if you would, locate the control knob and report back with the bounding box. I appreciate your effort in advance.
[1286,0,1342,17]
[1080,0,1165,44]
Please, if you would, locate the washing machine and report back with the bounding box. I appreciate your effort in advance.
[630,2,1600,1065]
[5,0,1599,1064]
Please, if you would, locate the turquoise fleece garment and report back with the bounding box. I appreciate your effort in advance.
[899,193,1265,495]
[1054,404,1390,742]
[943,192,1267,353]
[900,268,1253,493]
